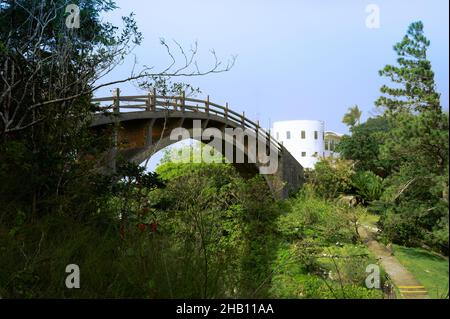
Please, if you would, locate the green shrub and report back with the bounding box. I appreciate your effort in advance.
[308,158,355,199]
[269,243,383,299]
[379,208,424,246]
[277,186,356,244]
[352,170,384,203]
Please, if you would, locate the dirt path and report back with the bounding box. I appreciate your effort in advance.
[359,225,429,299]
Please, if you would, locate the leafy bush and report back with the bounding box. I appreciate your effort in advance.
[0,161,281,298]
[269,240,383,299]
[308,158,355,199]
[374,163,449,254]
[152,162,280,298]
[337,116,391,176]
[277,186,356,244]
[352,171,384,203]
[427,218,449,255]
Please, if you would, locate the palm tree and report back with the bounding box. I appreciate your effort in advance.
[342,105,362,127]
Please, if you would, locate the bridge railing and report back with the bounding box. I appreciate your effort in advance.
[92,89,283,152]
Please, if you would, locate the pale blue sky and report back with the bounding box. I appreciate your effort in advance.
[95,0,449,169]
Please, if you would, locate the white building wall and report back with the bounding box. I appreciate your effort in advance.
[272,120,325,169]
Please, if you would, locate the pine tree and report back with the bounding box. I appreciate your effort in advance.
[374,21,449,253]
[376,21,448,175]
[375,21,441,113]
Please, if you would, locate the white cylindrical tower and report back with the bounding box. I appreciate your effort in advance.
[272,120,325,169]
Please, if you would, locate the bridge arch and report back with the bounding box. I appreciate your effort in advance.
[91,90,304,198]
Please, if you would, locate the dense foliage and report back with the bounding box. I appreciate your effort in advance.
[337,117,391,177]
[271,186,382,299]
[0,1,445,299]
[0,0,141,221]
[335,21,449,254]
[307,157,355,199]
[1,149,383,298]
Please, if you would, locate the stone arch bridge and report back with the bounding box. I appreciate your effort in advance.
[91,89,304,198]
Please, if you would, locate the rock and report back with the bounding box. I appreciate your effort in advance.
[337,195,358,207]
